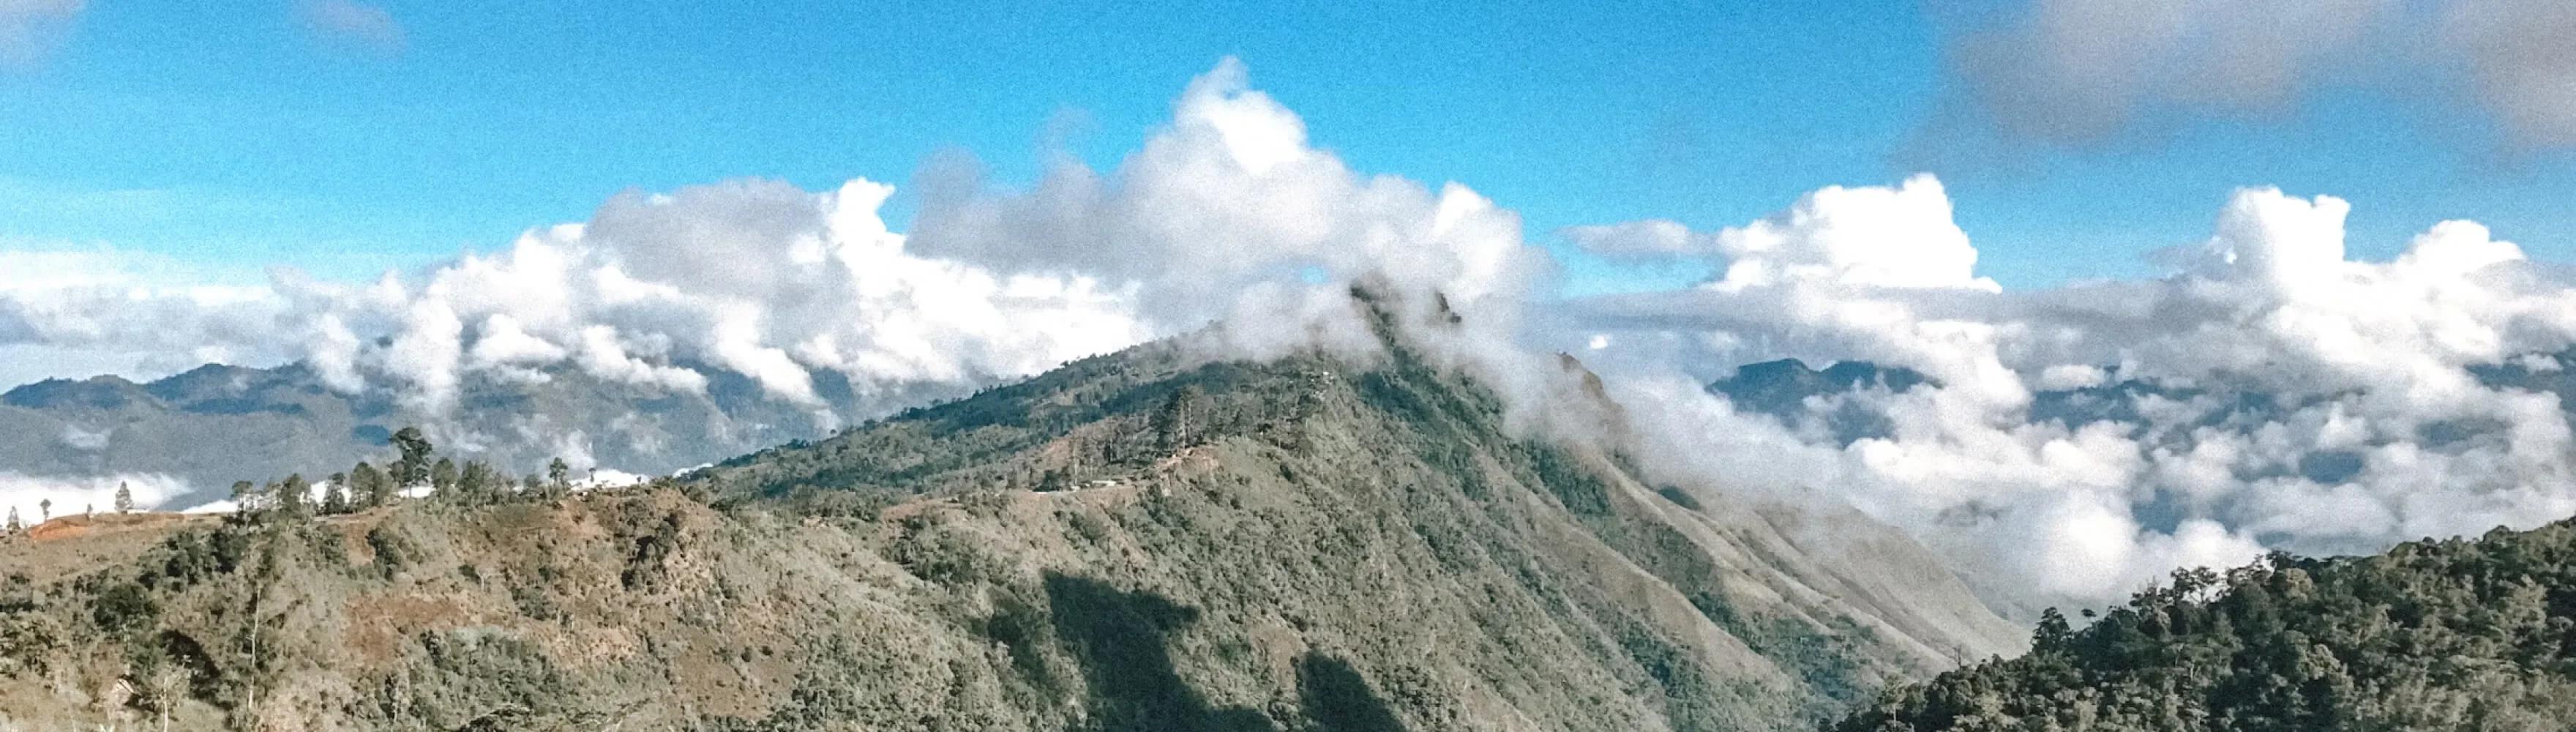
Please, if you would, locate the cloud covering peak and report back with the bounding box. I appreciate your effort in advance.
[1,59,1540,423]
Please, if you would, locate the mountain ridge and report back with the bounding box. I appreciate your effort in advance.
[0,356,967,509]
[0,296,2020,731]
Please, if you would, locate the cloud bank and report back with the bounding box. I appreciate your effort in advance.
[8,59,2576,617]
[1566,174,2576,612]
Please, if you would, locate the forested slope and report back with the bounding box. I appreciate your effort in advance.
[1838,520,2576,731]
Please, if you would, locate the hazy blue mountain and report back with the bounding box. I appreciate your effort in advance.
[1714,354,2575,475]
[1707,358,1930,444]
[0,360,966,507]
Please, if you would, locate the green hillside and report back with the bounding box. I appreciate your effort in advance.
[1837,520,2576,731]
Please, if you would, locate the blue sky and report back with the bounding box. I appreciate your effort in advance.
[4,1,2574,294]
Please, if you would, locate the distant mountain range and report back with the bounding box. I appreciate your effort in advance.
[0,359,967,507]
[1712,353,2576,474]
[10,343,2569,515]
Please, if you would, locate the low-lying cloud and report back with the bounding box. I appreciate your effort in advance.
[1565,174,2576,612]
[0,471,185,527]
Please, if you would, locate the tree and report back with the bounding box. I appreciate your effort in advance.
[456,460,496,504]
[1154,384,1209,450]
[143,662,189,732]
[1837,522,2576,732]
[277,474,310,519]
[322,480,351,515]
[2032,608,2073,652]
[4,507,18,534]
[389,426,433,488]
[36,498,48,522]
[114,482,134,514]
[350,461,392,507]
[547,457,572,498]
[430,458,459,497]
[231,481,258,512]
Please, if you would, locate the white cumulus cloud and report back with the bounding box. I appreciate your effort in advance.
[0,58,1542,431]
[1566,174,2576,612]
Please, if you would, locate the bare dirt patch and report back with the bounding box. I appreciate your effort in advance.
[1,512,216,583]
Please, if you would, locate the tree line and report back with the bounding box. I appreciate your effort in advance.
[225,427,584,522]
[4,426,588,537]
[1836,521,2576,731]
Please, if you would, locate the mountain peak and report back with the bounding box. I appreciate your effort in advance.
[1,374,149,411]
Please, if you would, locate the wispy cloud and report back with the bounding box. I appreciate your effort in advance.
[0,0,83,68]
[298,0,404,54]
[1944,0,2576,150]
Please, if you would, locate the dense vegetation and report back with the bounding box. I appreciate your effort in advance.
[1838,523,2576,731]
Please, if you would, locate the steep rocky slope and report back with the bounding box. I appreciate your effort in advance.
[0,302,2018,731]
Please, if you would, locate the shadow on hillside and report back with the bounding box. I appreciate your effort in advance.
[1297,652,1407,732]
[1042,572,1275,731]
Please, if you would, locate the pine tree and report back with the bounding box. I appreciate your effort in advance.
[430,458,459,498]
[457,461,495,504]
[37,498,49,522]
[114,482,134,513]
[1154,384,1208,450]
[323,481,351,515]
[277,474,310,518]
[389,426,434,488]
[5,507,20,534]
[547,457,572,498]
[2032,608,2073,651]
[350,461,392,507]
